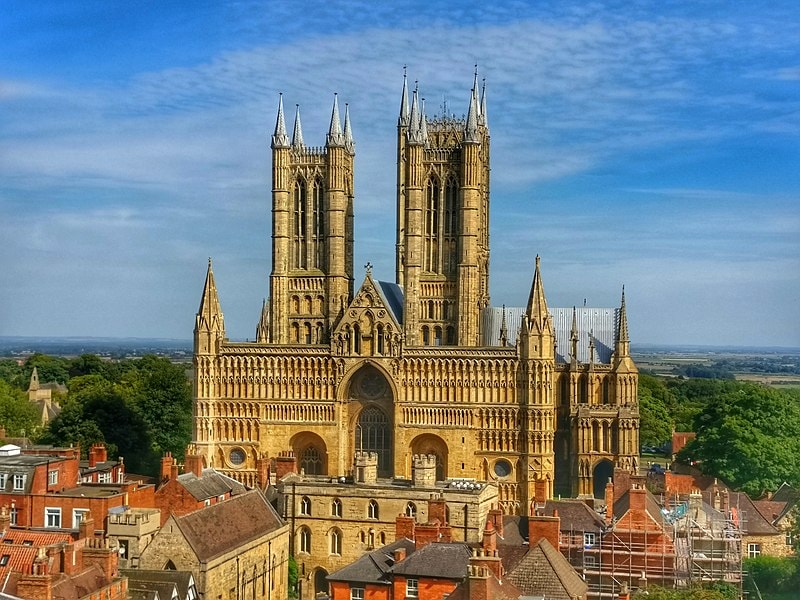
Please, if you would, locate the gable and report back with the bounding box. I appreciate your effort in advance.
[332,275,402,356]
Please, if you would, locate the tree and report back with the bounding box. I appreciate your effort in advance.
[681,383,800,496]
[638,375,674,447]
[0,379,41,437]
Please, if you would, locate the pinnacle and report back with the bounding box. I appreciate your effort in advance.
[272,93,290,148]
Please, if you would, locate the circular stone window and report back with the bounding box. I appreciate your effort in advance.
[229,448,246,466]
[493,459,512,478]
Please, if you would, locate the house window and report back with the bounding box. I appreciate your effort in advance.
[48,470,58,486]
[330,528,342,555]
[0,474,7,488]
[72,509,89,529]
[10,509,18,525]
[350,588,364,600]
[585,554,597,568]
[584,532,596,547]
[786,533,794,546]
[300,496,311,515]
[407,578,419,598]
[368,499,379,519]
[98,472,111,483]
[13,474,25,491]
[45,507,61,528]
[299,527,311,553]
[332,498,342,517]
[748,543,761,558]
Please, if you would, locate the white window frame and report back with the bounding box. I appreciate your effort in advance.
[72,509,90,529]
[406,578,419,598]
[10,508,18,525]
[48,470,58,486]
[0,474,7,488]
[584,532,596,547]
[98,471,111,483]
[748,543,761,558]
[585,554,597,568]
[350,588,364,600]
[13,474,25,491]
[45,507,61,528]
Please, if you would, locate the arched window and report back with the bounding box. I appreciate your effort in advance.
[300,446,323,475]
[304,322,312,344]
[368,499,379,519]
[298,527,311,553]
[293,180,307,269]
[405,502,417,517]
[330,528,342,555]
[332,498,342,517]
[443,177,459,275]
[300,496,311,515]
[356,407,391,476]
[424,178,440,272]
[291,323,300,344]
[312,178,325,269]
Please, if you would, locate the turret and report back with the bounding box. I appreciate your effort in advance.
[613,287,637,373]
[194,258,225,355]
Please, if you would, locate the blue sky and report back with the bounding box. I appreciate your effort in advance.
[1,0,798,347]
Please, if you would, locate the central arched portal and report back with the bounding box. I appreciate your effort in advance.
[348,364,394,477]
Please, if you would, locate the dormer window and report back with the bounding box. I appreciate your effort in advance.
[13,474,25,491]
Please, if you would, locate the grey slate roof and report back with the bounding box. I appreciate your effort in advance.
[126,581,177,600]
[121,569,196,600]
[391,542,471,579]
[376,281,404,325]
[176,468,246,501]
[327,538,415,584]
[482,306,618,364]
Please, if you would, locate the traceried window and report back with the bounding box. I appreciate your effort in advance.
[298,527,311,553]
[300,446,323,475]
[311,178,325,270]
[293,179,307,269]
[424,177,440,273]
[442,176,458,275]
[330,528,342,555]
[332,498,342,517]
[367,499,379,520]
[300,496,311,515]
[356,407,391,476]
[405,502,417,518]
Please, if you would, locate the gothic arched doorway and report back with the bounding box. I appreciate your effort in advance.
[593,459,614,499]
[290,431,328,476]
[313,568,329,596]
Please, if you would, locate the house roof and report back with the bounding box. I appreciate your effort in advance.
[121,569,195,600]
[613,489,665,527]
[506,537,588,600]
[50,564,115,600]
[391,542,471,579]
[175,468,246,501]
[542,500,605,533]
[327,538,415,584]
[172,489,285,562]
[126,580,177,600]
[727,492,780,536]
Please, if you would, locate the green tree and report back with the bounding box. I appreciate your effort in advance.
[744,555,797,595]
[639,374,674,447]
[681,383,800,496]
[24,354,70,385]
[0,379,41,437]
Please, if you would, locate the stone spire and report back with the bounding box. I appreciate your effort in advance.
[271,93,290,148]
[343,102,354,154]
[399,66,410,126]
[195,258,225,354]
[420,97,429,146]
[526,255,552,335]
[291,104,304,149]
[480,78,488,128]
[327,93,345,147]
[464,69,480,143]
[29,367,40,392]
[570,306,579,364]
[256,298,270,343]
[615,286,631,357]
[407,84,424,145]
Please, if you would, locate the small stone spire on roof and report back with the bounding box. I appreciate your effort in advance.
[327,93,345,147]
[480,77,488,128]
[256,298,270,343]
[570,306,579,364]
[272,93,290,148]
[343,102,354,154]
[464,67,480,143]
[399,66,410,126]
[615,286,631,358]
[291,104,304,149]
[588,330,596,365]
[407,83,424,145]
[526,255,552,335]
[420,97,429,146]
[29,366,40,392]
[196,258,225,334]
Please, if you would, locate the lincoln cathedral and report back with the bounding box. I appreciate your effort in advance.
[191,70,640,514]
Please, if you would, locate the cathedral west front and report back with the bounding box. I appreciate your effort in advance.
[191,70,640,514]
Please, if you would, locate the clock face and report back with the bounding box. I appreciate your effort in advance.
[229,448,246,466]
[494,459,512,478]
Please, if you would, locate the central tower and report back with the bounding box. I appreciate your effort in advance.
[396,71,491,347]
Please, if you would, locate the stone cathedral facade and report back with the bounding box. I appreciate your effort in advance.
[192,72,639,514]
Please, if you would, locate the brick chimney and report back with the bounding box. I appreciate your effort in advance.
[78,511,95,540]
[17,549,54,600]
[393,547,407,563]
[160,452,174,482]
[88,446,97,468]
[0,505,11,534]
[487,507,504,538]
[275,451,298,480]
[482,520,497,552]
[395,514,415,542]
[534,479,548,504]
[427,492,448,525]
[605,478,615,525]
[83,537,119,580]
[528,510,560,550]
[613,468,630,504]
[415,520,452,548]
[183,446,204,478]
[466,564,490,600]
[256,454,270,489]
[92,443,107,463]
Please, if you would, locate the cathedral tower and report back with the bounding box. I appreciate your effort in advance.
[396,71,490,347]
[269,94,355,344]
